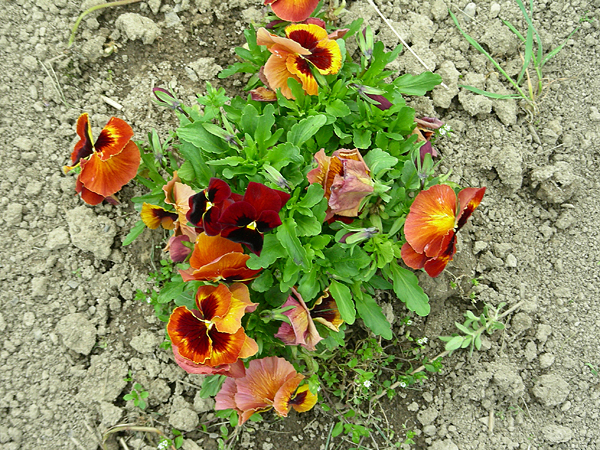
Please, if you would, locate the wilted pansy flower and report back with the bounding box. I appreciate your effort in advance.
[218,182,290,255]
[413,117,444,161]
[163,173,197,241]
[275,288,343,351]
[215,356,317,424]
[264,0,320,22]
[167,283,258,375]
[257,24,342,99]
[64,113,140,205]
[179,233,262,283]
[401,184,486,277]
[307,148,374,221]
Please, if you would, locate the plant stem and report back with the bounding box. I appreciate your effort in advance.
[68,0,143,47]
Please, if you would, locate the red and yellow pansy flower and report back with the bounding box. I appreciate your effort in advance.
[257,24,342,99]
[167,283,258,375]
[65,113,140,205]
[401,184,486,277]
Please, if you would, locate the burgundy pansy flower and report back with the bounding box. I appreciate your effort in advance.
[187,178,241,236]
[218,182,290,255]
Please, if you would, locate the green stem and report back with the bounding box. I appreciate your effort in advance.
[68,0,142,47]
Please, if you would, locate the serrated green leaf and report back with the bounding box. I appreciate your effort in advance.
[353,128,372,149]
[251,270,274,292]
[277,218,310,268]
[329,280,355,325]
[325,99,351,117]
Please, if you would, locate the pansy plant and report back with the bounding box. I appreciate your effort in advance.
[80,0,491,426]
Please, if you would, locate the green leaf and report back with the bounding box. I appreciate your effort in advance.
[332,421,344,438]
[353,128,372,149]
[218,61,259,78]
[329,280,355,325]
[240,104,259,136]
[401,159,420,190]
[157,280,186,304]
[295,214,321,237]
[364,148,398,176]
[445,335,464,351]
[277,218,310,268]
[265,142,302,170]
[297,268,320,302]
[177,121,229,154]
[122,220,145,246]
[325,99,351,117]
[297,184,325,209]
[354,291,392,339]
[177,141,213,187]
[246,234,283,269]
[393,72,443,95]
[387,262,430,316]
[199,375,226,398]
[251,270,274,292]
[287,115,328,147]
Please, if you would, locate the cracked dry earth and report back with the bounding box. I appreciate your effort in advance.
[1,0,600,449]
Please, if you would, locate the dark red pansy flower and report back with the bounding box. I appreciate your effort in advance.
[218,182,290,255]
[187,178,239,236]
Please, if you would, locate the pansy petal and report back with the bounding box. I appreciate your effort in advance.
[256,209,283,233]
[78,140,140,197]
[173,344,236,375]
[211,284,258,334]
[423,254,451,278]
[311,291,343,332]
[167,306,211,364]
[456,187,486,230]
[71,113,94,165]
[75,177,106,205]
[250,86,278,102]
[94,116,135,160]
[286,54,318,95]
[221,226,264,255]
[189,233,244,268]
[274,322,300,346]
[207,326,248,367]
[307,149,330,185]
[400,242,428,270]
[141,203,178,229]
[308,38,342,75]
[257,27,311,55]
[285,23,327,48]
[219,201,257,228]
[262,53,301,99]
[196,284,233,323]
[404,184,457,257]
[289,384,318,412]
[243,182,287,215]
[238,335,259,359]
[267,0,320,24]
[182,253,260,283]
[215,377,239,412]
[272,374,304,417]
[234,357,298,413]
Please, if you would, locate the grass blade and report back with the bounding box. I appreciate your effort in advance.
[501,19,525,42]
[514,0,543,66]
[541,25,581,67]
[517,25,534,84]
[459,85,523,99]
[450,10,526,98]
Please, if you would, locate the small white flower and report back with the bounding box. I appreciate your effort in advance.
[363,380,372,388]
[146,297,152,304]
[406,319,413,326]
[417,337,428,345]
[157,441,169,450]
[439,125,451,136]
[399,381,407,388]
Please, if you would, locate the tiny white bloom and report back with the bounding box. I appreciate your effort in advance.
[406,319,413,325]
[399,381,407,388]
[363,380,372,388]
[439,125,451,136]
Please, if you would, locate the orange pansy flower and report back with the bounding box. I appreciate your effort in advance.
[167,283,258,374]
[257,24,342,99]
[179,233,262,282]
[215,356,317,424]
[140,203,178,230]
[66,113,140,205]
[401,184,486,277]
